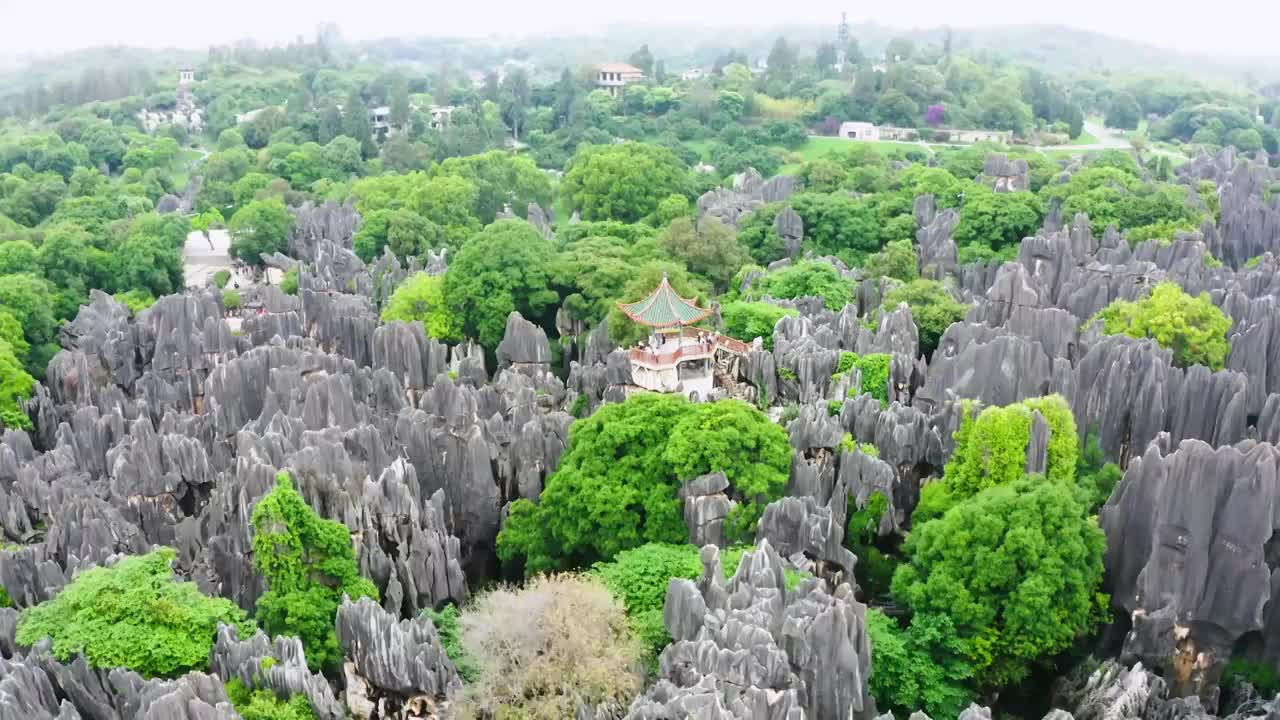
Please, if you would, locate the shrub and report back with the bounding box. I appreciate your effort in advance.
[835,352,892,407]
[866,609,973,718]
[845,491,899,597]
[944,395,1078,501]
[222,289,241,310]
[1077,433,1123,512]
[423,604,479,682]
[213,269,232,288]
[892,477,1108,688]
[863,239,918,282]
[569,393,589,419]
[281,268,298,295]
[252,472,378,673]
[114,289,157,314]
[15,549,252,677]
[879,279,968,359]
[457,575,643,719]
[1222,659,1280,697]
[720,301,797,351]
[753,260,853,310]
[1091,281,1231,370]
[591,542,807,661]
[380,272,459,341]
[225,679,318,720]
[498,396,789,572]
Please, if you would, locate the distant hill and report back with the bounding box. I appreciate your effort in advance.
[494,21,1280,85]
[918,25,1280,81]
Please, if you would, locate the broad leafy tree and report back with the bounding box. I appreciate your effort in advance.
[1092,281,1230,370]
[229,198,295,266]
[16,549,252,678]
[498,395,788,573]
[657,217,745,291]
[380,272,459,341]
[892,477,1107,688]
[443,219,559,349]
[880,280,969,358]
[562,143,689,224]
[719,301,797,351]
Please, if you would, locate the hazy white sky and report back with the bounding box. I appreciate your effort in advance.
[2,0,1278,56]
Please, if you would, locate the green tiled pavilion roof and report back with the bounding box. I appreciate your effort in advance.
[617,276,712,327]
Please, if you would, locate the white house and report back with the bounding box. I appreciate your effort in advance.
[839,121,880,140]
[596,62,646,97]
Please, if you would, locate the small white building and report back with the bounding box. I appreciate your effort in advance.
[839,121,880,140]
[428,105,454,131]
[681,68,705,82]
[369,105,392,138]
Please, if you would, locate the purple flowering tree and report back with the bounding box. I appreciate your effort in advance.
[925,104,946,126]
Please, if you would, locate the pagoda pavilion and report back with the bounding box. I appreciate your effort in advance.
[617,276,750,397]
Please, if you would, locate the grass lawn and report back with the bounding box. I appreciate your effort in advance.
[793,136,938,162]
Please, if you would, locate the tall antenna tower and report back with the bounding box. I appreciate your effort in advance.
[835,12,850,71]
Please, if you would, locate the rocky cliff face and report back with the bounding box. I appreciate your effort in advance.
[626,541,875,720]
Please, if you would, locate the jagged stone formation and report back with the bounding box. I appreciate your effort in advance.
[10,146,1280,720]
[335,596,461,718]
[625,541,875,720]
[696,168,800,229]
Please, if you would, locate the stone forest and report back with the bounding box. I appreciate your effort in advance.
[1,13,1280,720]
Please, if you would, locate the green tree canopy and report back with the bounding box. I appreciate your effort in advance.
[229,199,295,266]
[0,338,33,429]
[880,279,969,358]
[944,395,1078,501]
[891,477,1107,688]
[1105,92,1143,131]
[15,548,253,678]
[497,395,789,573]
[433,150,552,225]
[866,610,974,718]
[443,219,559,350]
[720,301,797,351]
[753,260,853,311]
[562,142,689,224]
[380,273,459,341]
[863,238,918,282]
[252,472,378,673]
[352,208,445,263]
[0,240,39,276]
[953,184,1043,252]
[1091,281,1230,370]
[657,217,745,291]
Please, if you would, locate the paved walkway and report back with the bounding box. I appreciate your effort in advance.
[182,229,257,290]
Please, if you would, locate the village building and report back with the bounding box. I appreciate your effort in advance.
[618,277,751,399]
[369,106,393,139]
[681,68,706,82]
[838,121,1012,145]
[839,121,880,140]
[595,62,645,97]
[429,105,454,131]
